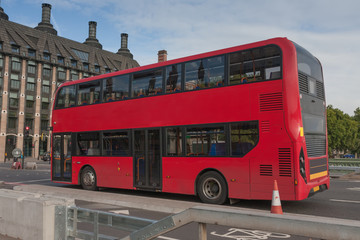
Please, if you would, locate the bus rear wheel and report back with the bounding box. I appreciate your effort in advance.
[81,166,98,191]
[197,171,228,204]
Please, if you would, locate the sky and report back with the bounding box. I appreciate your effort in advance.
[2,0,359,115]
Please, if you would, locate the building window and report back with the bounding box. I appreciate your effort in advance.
[71,70,78,80]
[26,77,36,91]
[42,80,50,94]
[83,72,90,78]
[27,63,36,75]
[83,63,89,71]
[41,119,49,131]
[0,54,3,68]
[102,75,129,102]
[94,65,100,73]
[11,45,20,53]
[103,131,130,156]
[43,65,51,79]
[58,56,64,64]
[8,117,17,129]
[10,74,20,89]
[71,49,89,62]
[11,57,21,72]
[43,52,50,61]
[57,67,66,81]
[42,97,50,110]
[71,60,77,68]
[28,49,36,57]
[9,92,19,108]
[105,68,111,73]
[76,132,100,156]
[26,98,35,108]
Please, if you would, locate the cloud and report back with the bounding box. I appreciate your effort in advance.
[5,0,360,115]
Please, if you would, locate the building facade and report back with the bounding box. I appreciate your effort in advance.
[0,4,139,161]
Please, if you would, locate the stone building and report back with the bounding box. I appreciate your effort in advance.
[0,3,139,161]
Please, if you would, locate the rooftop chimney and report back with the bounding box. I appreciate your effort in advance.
[158,50,168,63]
[117,33,133,59]
[0,0,9,21]
[35,3,57,35]
[84,21,102,49]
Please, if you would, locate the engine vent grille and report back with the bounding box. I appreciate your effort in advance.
[279,148,292,177]
[260,165,273,176]
[261,121,270,133]
[299,73,309,93]
[316,81,325,100]
[259,93,283,112]
[306,135,326,157]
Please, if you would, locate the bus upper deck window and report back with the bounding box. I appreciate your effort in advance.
[55,85,76,109]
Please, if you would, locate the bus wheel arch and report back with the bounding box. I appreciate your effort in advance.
[80,165,98,191]
[195,169,228,204]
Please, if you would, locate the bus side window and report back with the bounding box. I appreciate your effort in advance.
[229,46,281,85]
[185,56,225,91]
[132,70,163,97]
[186,125,226,156]
[78,81,101,105]
[103,131,130,156]
[166,127,183,156]
[102,75,130,102]
[166,65,182,93]
[55,85,76,109]
[76,132,100,156]
[231,121,259,156]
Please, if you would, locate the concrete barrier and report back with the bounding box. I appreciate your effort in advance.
[0,189,74,240]
[25,162,37,170]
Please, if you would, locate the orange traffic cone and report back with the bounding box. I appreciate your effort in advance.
[271,180,283,214]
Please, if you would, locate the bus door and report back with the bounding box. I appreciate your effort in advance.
[133,129,162,190]
[52,133,72,182]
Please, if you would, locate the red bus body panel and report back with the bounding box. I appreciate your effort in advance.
[52,37,329,201]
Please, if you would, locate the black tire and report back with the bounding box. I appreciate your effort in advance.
[197,171,228,204]
[80,166,98,191]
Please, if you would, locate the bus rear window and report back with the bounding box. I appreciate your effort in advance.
[55,85,76,109]
[294,42,323,82]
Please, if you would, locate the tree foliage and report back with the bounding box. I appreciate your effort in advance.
[327,105,360,156]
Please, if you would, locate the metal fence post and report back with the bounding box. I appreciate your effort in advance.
[198,223,207,240]
[94,211,99,240]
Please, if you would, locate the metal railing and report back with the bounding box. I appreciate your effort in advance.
[55,205,360,240]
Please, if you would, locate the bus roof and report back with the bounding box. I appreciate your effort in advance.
[59,37,290,87]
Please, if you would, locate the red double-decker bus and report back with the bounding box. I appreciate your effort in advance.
[51,37,329,204]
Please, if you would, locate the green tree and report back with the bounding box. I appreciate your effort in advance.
[354,107,360,122]
[327,105,346,155]
[327,105,360,157]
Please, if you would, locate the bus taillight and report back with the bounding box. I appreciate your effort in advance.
[300,148,307,183]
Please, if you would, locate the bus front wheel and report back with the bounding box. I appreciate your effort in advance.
[81,166,98,191]
[197,171,228,204]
